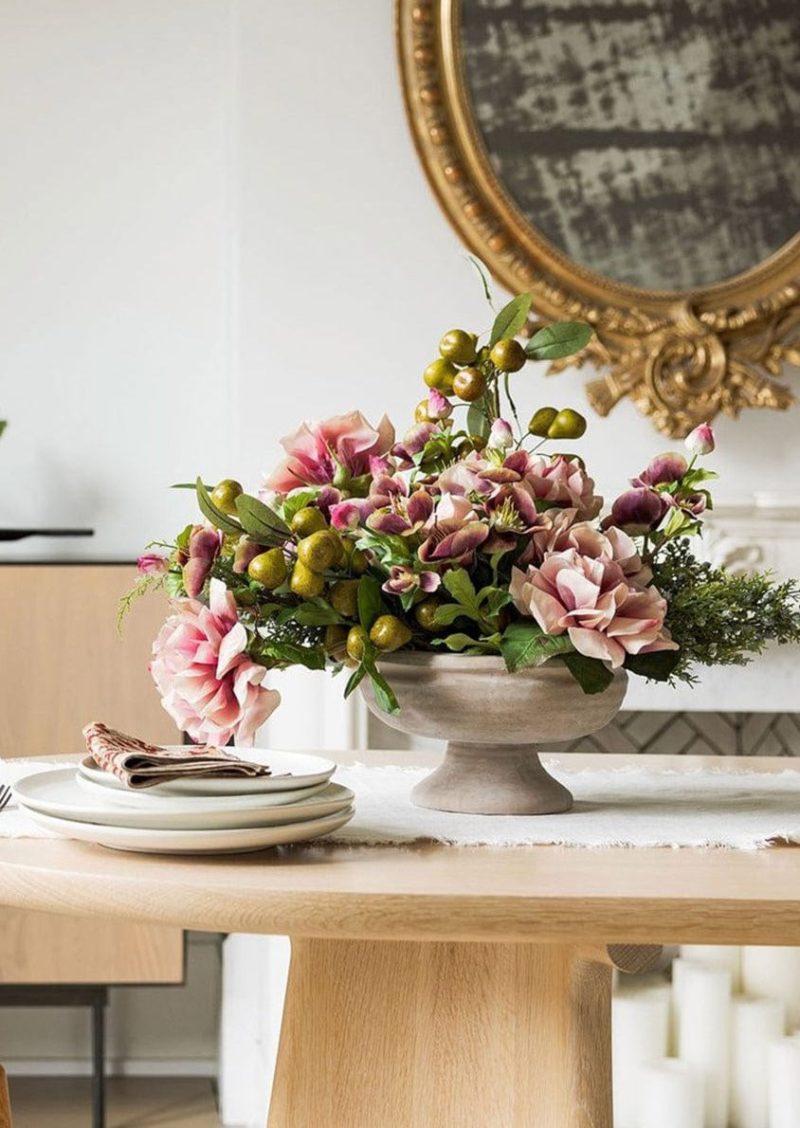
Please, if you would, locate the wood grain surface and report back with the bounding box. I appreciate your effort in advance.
[269,938,612,1128]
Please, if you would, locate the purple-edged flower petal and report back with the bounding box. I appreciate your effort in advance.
[635,452,688,487]
[603,488,667,535]
[330,498,373,530]
[233,538,263,574]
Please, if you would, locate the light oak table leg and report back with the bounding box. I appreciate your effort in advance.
[268,938,612,1128]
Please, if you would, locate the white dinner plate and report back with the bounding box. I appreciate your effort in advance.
[21,805,354,855]
[77,748,336,795]
[13,769,354,831]
[75,773,330,810]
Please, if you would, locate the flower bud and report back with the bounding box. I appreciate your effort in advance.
[137,553,167,576]
[427,387,452,421]
[685,422,715,456]
[489,418,514,451]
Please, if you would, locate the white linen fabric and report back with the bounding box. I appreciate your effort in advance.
[3,758,800,849]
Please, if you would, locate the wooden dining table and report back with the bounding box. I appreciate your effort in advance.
[1,753,799,1128]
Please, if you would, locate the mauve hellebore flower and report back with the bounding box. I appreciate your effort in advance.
[367,484,434,536]
[418,494,489,567]
[633,452,688,488]
[604,488,667,535]
[685,422,716,456]
[382,565,441,596]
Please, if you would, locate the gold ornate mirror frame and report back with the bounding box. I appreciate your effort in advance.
[398,0,800,437]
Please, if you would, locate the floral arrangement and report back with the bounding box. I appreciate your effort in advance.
[133,286,800,745]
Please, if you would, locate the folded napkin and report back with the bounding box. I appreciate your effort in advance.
[82,722,272,789]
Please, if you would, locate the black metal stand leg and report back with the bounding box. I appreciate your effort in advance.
[91,999,106,1128]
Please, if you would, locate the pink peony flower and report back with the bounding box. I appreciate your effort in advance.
[524,455,603,520]
[264,411,395,493]
[150,579,280,745]
[182,525,223,598]
[137,553,167,576]
[685,422,715,456]
[510,551,677,669]
[522,516,651,586]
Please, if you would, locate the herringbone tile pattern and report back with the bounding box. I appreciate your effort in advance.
[553,712,800,757]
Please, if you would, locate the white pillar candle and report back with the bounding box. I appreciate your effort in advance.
[671,957,706,1055]
[638,1059,703,1128]
[611,985,670,1128]
[680,944,742,991]
[741,947,800,1029]
[767,1037,800,1128]
[729,996,785,1128]
[676,962,731,1128]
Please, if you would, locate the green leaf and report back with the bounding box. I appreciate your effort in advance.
[467,255,494,308]
[500,620,574,673]
[442,568,478,610]
[561,652,614,695]
[432,603,477,628]
[196,477,243,535]
[624,649,682,682]
[357,575,384,631]
[0,421,7,438]
[466,398,490,441]
[256,640,326,671]
[525,321,593,361]
[489,293,532,347]
[280,489,321,523]
[235,494,290,541]
[431,632,502,654]
[293,599,343,626]
[364,660,400,715]
[165,571,184,597]
[344,664,367,698]
[171,481,215,490]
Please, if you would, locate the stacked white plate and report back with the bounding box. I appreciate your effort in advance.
[13,748,354,855]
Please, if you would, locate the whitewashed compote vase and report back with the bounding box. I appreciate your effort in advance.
[361,653,627,815]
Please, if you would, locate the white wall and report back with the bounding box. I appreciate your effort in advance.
[2,0,795,558]
[0,0,237,560]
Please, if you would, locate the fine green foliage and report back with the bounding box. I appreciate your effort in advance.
[652,539,800,683]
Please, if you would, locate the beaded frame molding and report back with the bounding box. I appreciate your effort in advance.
[397,0,800,438]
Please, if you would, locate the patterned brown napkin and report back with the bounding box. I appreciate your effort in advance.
[82,722,272,789]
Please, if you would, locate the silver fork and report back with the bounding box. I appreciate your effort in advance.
[0,785,13,811]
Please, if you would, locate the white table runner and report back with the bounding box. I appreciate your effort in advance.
[3,758,800,849]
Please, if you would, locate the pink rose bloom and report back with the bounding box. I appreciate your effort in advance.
[137,553,167,576]
[150,579,280,745]
[264,411,395,493]
[510,550,677,669]
[524,455,603,520]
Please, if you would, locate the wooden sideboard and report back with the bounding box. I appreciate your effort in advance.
[0,563,183,986]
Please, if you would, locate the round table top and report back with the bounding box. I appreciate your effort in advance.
[2,754,799,945]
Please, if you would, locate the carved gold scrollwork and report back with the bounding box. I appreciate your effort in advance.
[398,0,800,438]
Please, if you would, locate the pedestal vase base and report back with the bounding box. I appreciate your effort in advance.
[410,742,573,815]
